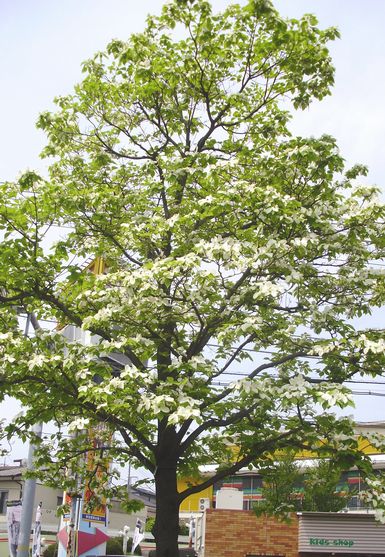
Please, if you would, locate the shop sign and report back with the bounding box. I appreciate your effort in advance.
[309,538,354,548]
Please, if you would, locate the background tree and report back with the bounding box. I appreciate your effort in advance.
[1,0,385,556]
[254,452,303,518]
[255,454,355,519]
[302,460,354,513]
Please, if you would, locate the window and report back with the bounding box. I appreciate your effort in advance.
[0,491,8,514]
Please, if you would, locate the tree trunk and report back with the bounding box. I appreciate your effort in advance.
[154,462,180,557]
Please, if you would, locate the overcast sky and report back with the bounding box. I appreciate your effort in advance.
[0,0,385,461]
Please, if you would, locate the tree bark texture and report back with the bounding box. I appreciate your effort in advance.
[154,462,180,557]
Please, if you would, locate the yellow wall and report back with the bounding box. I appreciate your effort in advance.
[357,436,383,455]
[178,478,213,512]
[295,436,382,459]
[178,436,383,508]
[87,257,106,275]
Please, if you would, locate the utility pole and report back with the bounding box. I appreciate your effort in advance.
[67,493,80,557]
[127,462,131,500]
[16,422,43,557]
[16,313,43,557]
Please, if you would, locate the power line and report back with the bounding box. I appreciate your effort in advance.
[217,370,385,387]
[209,380,385,397]
[17,319,385,386]
[351,390,385,398]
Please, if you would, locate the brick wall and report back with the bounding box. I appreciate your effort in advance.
[204,509,298,557]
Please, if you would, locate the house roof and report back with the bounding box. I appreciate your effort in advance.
[0,466,25,478]
[0,466,157,510]
[129,485,156,509]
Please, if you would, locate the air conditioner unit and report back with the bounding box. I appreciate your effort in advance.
[198,497,210,511]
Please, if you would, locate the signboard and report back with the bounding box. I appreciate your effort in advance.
[6,500,22,557]
[81,426,110,525]
[32,503,42,557]
[131,519,145,554]
[57,427,111,557]
[299,513,385,554]
[309,538,354,548]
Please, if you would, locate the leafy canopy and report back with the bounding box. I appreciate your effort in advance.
[254,454,357,520]
[0,0,385,521]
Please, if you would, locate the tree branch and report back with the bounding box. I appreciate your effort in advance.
[178,427,303,501]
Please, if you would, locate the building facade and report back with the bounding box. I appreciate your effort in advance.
[198,510,385,557]
[0,464,154,535]
[179,422,385,514]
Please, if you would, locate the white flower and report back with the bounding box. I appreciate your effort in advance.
[28,355,46,370]
[254,280,283,299]
[108,377,125,390]
[78,385,90,393]
[374,509,385,524]
[292,237,310,247]
[280,375,308,400]
[331,432,352,445]
[310,343,335,357]
[233,379,255,394]
[139,393,174,414]
[76,369,91,380]
[198,195,214,206]
[317,388,352,407]
[168,406,201,425]
[121,364,140,379]
[68,417,90,431]
[360,336,385,355]
[152,395,174,414]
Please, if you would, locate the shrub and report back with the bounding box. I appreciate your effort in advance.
[106,535,142,556]
[178,523,190,536]
[42,543,58,557]
[145,517,155,534]
[127,537,142,556]
[106,536,124,555]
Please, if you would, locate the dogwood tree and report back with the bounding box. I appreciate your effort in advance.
[1,1,385,555]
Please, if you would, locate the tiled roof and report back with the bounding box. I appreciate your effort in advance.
[0,466,25,477]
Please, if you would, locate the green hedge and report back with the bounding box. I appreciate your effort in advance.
[106,536,142,556]
[43,543,58,557]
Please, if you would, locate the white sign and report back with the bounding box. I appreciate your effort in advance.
[7,500,22,557]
